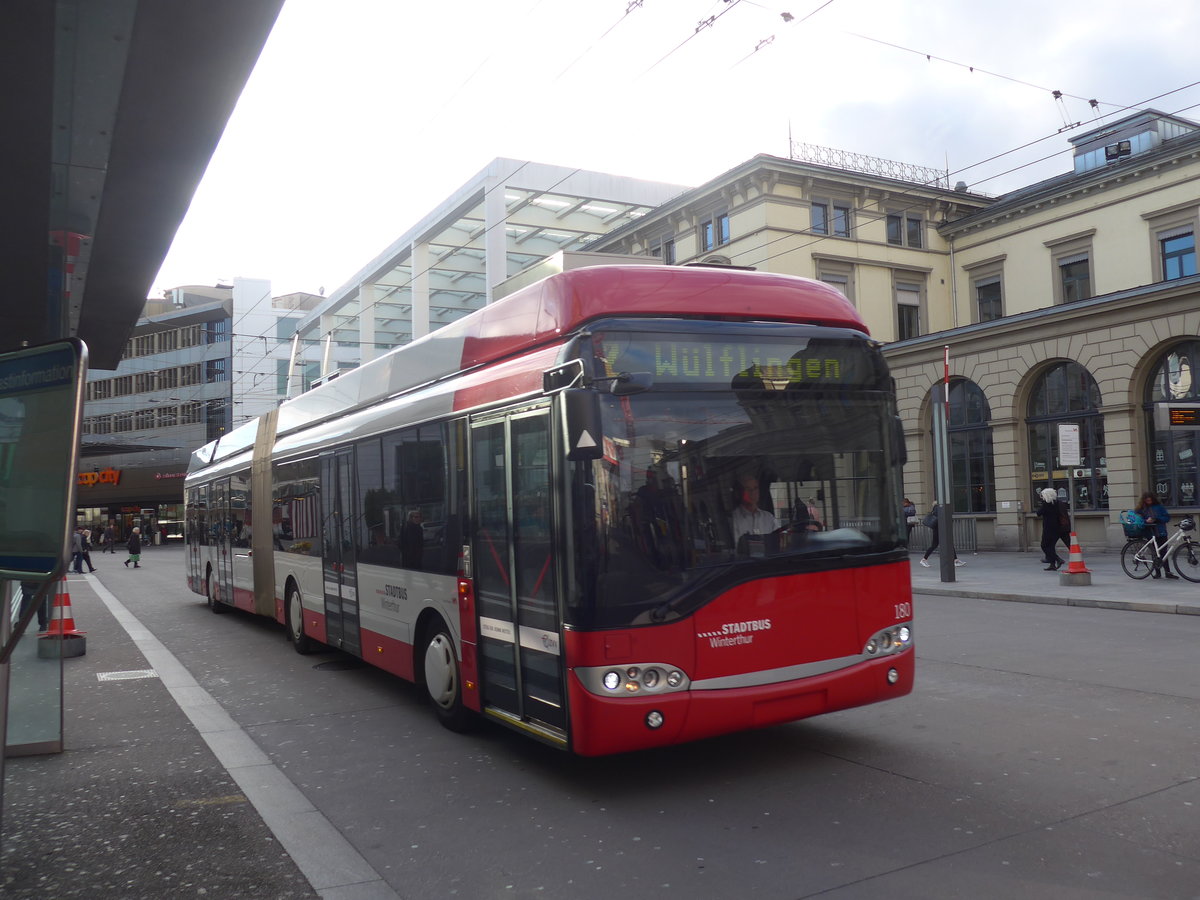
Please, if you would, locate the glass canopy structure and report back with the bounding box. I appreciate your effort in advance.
[294,159,688,362]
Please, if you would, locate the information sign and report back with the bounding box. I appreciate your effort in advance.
[1154,402,1200,431]
[0,339,86,580]
[1058,423,1081,467]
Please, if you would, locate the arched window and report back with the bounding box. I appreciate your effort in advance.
[1027,362,1106,510]
[1144,340,1200,507]
[929,379,995,512]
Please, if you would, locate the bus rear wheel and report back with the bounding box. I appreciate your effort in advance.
[422,625,473,732]
[207,568,229,614]
[285,585,315,654]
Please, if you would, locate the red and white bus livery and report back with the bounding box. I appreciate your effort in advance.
[185,265,913,755]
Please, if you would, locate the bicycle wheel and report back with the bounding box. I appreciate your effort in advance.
[1121,539,1154,579]
[1171,539,1200,583]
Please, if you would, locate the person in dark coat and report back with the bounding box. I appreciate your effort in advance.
[919,504,964,567]
[124,527,142,568]
[1038,488,1070,570]
[1135,490,1177,579]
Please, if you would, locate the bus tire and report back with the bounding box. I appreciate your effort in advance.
[285,584,315,654]
[206,567,229,614]
[422,623,473,732]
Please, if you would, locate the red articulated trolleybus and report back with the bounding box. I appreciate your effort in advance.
[185,265,913,755]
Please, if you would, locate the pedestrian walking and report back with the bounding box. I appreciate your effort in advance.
[71,528,85,574]
[1037,488,1070,570]
[80,528,96,573]
[102,522,116,553]
[124,527,142,568]
[919,504,964,568]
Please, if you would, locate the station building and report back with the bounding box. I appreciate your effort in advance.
[587,108,1200,551]
[76,281,326,542]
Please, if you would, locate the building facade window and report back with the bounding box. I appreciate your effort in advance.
[886,212,923,248]
[1057,254,1092,303]
[698,210,730,252]
[1145,206,1199,282]
[645,232,676,264]
[814,259,854,303]
[1144,340,1200,507]
[975,278,1002,322]
[811,198,851,237]
[205,359,229,383]
[964,257,1005,324]
[205,319,231,344]
[1027,362,1106,511]
[931,379,995,513]
[1160,229,1197,280]
[895,281,922,341]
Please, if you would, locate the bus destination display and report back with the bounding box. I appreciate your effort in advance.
[596,333,876,388]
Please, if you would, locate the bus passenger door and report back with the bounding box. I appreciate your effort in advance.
[320,450,361,656]
[212,478,233,605]
[470,410,566,733]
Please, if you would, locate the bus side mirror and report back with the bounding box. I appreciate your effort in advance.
[561,388,603,461]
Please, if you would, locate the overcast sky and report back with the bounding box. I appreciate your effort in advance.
[151,0,1200,299]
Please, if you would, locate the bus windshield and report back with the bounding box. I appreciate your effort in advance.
[569,377,902,629]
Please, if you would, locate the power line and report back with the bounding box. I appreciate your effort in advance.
[553,0,647,83]
[842,31,1122,112]
[642,0,747,76]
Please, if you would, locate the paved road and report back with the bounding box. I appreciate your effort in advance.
[4,547,1199,898]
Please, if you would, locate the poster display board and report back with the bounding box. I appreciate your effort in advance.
[0,339,86,581]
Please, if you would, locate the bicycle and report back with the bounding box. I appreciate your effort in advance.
[1120,514,1200,581]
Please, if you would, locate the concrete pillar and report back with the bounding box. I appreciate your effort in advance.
[484,177,507,305]
[411,242,430,339]
[1100,402,1140,547]
[359,282,377,364]
[988,416,1025,551]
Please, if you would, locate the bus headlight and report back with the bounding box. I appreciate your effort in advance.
[863,625,913,658]
[578,664,691,697]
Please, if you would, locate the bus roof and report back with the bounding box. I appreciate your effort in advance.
[192,265,867,470]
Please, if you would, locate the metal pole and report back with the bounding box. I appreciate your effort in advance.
[932,393,955,583]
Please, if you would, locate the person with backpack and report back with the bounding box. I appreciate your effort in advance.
[1037,488,1071,570]
[1135,491,1177,579]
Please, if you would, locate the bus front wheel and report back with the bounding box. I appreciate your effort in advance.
[285,585,315,654]
[422,625,473,732]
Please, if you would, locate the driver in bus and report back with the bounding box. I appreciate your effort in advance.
[731,475,787,554]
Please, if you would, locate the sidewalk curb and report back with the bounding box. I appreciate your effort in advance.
[913,586,1200,615]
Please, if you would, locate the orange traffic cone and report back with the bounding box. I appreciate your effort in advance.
[39,577,87,658]
[42,577,85,636]
[1064,532,1091,574]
